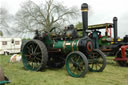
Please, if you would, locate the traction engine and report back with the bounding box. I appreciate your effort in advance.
[22,3,107,77]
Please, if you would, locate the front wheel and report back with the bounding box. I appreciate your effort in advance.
[65,51,88,77]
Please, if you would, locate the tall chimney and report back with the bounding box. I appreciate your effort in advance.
[81,3,88,36]
[113,17,118,43]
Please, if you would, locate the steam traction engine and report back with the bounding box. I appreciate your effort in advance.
[88,17,128,67]
[22,3,106,77]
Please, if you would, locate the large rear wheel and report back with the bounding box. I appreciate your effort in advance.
[65,51,88,77]
[22,40,48,71]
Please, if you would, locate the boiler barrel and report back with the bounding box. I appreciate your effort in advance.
[53,37,93,54]
[53,40,79,52]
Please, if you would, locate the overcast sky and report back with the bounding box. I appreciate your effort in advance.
[0,0,128,38]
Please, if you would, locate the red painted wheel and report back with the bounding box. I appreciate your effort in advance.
[115,50,128,67]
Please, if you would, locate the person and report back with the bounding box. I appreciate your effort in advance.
[67,24,78,38]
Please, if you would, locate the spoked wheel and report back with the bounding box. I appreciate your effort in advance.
[88,49,106,72]
[22,40,48,71]
[115,50,128,67]
[65,51,88,77]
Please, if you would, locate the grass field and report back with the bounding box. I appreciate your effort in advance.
[0,55,128,85]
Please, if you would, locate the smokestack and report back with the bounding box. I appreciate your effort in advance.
[81,3,88,36]
[113,17,118,43]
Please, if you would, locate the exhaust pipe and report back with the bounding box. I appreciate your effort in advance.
[113,17,118,43]
[81,3,88,36]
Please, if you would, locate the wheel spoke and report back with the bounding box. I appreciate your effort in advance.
[25,54,32,59]
[95,64,98,70]
[35,57,41,61]
[36,52,41,55]
[88,49,106,72]
[27,46,32,54]
[34,45,39,53]
[70,57,75,64]
[97,63,102,68]
[31,46,34,54]
[91,63,94,69]
[26,44,40,69]
[76,56,80,62]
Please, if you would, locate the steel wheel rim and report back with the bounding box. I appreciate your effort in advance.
[88,51,104,72]
[66,53,86,77]
[22,41,42,71]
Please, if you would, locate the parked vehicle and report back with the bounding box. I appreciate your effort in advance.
[88,17,128,66]
[0,37,22,55]
[21,3,106,78]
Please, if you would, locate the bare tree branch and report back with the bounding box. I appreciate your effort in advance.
[0,8,13,35]
[14,0,79,34]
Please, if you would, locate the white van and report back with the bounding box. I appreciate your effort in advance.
[0,37,22,55]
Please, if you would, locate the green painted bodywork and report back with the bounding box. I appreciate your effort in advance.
[99,36,111,46]
[53,40,79,53]
[42,31,110,53]
[43,34,54,47]
[41,34,80,53]
[0,81,10,84]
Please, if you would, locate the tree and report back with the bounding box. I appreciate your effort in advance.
[14,0,79,33]
[0,8,8,27]
[75,22,83,37]
[75,22,82,29]
[0,30,3,36]
[0,8,13,35]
